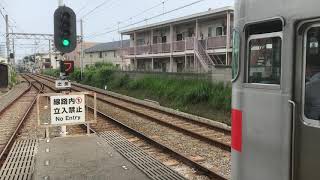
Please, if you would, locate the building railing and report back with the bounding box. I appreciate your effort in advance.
[152,43,170,54]
[136,45,150,55]
[206,36,227,49]
[121,36,228,56]
[173,40,185,52]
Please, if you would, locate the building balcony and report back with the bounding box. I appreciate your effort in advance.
[121,36,229,57]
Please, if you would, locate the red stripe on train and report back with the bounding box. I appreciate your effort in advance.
[232,109,242,152]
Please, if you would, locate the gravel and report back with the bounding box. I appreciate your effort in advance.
[0,82,29,113]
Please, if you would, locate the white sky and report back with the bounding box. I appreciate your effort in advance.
[0,0,233,59]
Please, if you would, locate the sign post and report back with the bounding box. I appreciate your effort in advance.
[37,92,97,138]
[50,94,85,125]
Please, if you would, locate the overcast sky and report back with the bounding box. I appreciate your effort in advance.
[0,0,233,59]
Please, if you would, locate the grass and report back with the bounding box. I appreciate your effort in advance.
[43,63,231,125]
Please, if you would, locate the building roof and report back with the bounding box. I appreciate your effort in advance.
[120,6,234,34]
[84,40,130,53]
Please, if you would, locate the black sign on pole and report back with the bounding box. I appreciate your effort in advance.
[54,6,77,53]
[63,61,74,75]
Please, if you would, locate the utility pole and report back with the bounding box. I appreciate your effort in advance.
[58,0,63,6]
[11,29,15,66]
[49,40,52,68]
[12,38,15,66]
[80,19,84,80]
[5,15,10,65]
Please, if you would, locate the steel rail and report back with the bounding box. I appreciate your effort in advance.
[39,73,231,134]
[0,75,44,164]
[33,74,231,151]
[32,75,228,180]
[0,81,32,117]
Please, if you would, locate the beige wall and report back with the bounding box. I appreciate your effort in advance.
[84,50,129,69]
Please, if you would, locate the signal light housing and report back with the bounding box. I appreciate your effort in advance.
[54,6,77,53]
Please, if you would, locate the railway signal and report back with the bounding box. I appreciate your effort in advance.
[54,6,77,53]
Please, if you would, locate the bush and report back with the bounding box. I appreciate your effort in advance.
[112,75,231,114]
[42,65,231,124]
[43,69,59,77]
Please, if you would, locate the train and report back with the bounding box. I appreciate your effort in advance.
[231,0,320,180]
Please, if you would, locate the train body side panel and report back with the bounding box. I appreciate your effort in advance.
[233,0,320,180]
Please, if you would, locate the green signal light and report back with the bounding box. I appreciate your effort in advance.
[62,39,70,47]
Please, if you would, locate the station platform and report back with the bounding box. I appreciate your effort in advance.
[0,132,185,180]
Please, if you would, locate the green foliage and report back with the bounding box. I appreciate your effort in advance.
[42,63,231,124]
[9,68,18,86]
[42,69,60,77]
[109,74,232,124]
[113,75,231,113]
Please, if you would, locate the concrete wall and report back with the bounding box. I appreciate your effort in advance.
[114,66,232,83]
[199,19,226,38]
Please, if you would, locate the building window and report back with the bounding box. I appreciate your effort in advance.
[177,34,183,41]
[208,27,213,37]
[154,61,161,69]
[162,36,167,43]
[247,34,282,84]
[113,51,116,57]
[137,39,145,45]
[216,27,223,36]
[90,54,93,58]
[153,36,158,44]
[99,52,103,58]
[188,27,194,37]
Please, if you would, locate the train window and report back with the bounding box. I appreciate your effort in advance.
[232,30,240,81]
[247,19,283,35]
[247,34,282,84]
[304,26,320,121]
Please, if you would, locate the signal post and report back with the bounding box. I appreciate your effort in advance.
[46,2,89,137]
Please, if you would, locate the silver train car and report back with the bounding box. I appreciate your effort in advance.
[232,0,320,180]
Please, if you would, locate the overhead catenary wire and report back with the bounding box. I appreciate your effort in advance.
[87,0,170,37]
[0,2,24,33]
[76,1,92,14]
[86,0,205,39]
[121,0,170,25]
[81,0,114,19]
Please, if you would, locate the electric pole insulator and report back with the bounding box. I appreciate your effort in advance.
[54,6,77,53]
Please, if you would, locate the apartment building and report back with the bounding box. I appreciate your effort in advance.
[84,40,130,69]
[35,52,63,70]
[64,42,97,68]
[120,6,233,73]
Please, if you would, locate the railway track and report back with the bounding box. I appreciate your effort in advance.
[27,73,231,179]
[33,74,231,150]
[0,75,43,166]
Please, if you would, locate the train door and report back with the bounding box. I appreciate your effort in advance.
[232,19,293,180]
[293,21,320,180]
[0,64,8,88]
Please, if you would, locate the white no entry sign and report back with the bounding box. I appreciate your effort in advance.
[50,94,85,125]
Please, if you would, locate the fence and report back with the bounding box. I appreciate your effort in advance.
[113,66,232,83]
